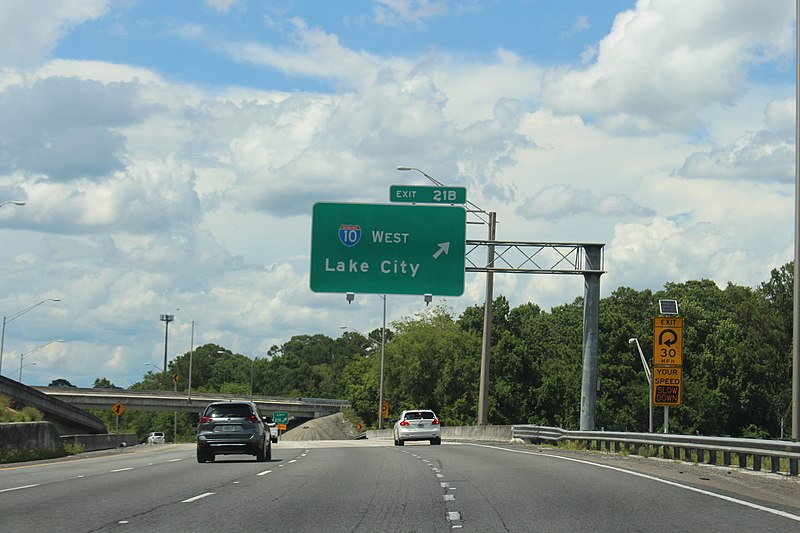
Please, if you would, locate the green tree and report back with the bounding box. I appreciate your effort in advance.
[48,378,76,387]
[93,377,119,389]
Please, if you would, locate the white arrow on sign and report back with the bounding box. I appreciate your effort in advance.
[433,242,450,259]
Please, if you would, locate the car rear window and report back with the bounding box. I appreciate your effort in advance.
[404,411,435,420]
[205,404,254,418]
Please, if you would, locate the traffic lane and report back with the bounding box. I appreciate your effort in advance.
[531,444,800,513]
[0,443,289,532]
[398,442,800,532]
[0,444,189,491]
[107,444,452,532]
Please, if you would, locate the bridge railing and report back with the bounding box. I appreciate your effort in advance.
[512,425,800,476]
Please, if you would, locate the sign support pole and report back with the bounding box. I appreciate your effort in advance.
[793,0,799,442]
[378,295,387,430]
[579,245,603,431]
[477,212,496,426]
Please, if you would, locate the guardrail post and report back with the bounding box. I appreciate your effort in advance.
[790,458,798,476]
[771,456,781,473]
[696,448,704,463]
[737,452,748,469]
[723,451,731,466]
[707,450,717,465]
[752,454,762,472]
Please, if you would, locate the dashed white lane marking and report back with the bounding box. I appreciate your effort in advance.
[167,458,182,462]
[118,521,129,524]
[440,482,449,488]
[257,470,272,476]
[443,494,455,501]
[182,492,215,503]
[0,484,39,493]
[110,468,134,472]
[288,459,297,464]
[447,511,461,521]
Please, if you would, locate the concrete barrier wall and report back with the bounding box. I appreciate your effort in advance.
[1,422,138,458]
[0,421,63,452]
[61,433,139,452]
[367,425,514,442]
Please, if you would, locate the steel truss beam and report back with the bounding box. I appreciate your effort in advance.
[465,240,605,274]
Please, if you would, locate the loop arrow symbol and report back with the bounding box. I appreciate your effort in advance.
[658,329,678,347]
[433,242,450,259]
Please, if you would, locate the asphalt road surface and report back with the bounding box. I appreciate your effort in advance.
[1,440,799,532]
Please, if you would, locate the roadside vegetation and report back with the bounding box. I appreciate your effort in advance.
[0,394,44,423]
[89,262,794,441]
[0,394,65,463]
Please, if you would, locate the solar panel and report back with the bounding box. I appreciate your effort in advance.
[659,299,679,315]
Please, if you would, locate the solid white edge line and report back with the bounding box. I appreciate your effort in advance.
[182,492,215,503]
[0,484,39,493]
[467,443,800,523]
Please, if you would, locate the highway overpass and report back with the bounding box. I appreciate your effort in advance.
[32,386,349,420]
[0,376,106,434]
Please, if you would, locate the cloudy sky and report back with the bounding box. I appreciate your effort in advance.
[0,0,794,389]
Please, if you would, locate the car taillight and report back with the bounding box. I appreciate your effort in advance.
[246,414,258,422]
[432,419,440,425]
[399,420,409,426]
[200,416,212,423]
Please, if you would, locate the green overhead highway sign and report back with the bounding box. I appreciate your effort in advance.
[390,185,467,204]
[310,202,466,296]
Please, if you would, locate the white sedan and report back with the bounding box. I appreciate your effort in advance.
[393,409,441,446]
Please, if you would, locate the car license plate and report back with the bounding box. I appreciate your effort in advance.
[216,425,239,432]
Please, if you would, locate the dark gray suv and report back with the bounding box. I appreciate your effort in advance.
[196,401,271,463]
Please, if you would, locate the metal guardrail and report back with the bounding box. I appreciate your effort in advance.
[512,425,800,476]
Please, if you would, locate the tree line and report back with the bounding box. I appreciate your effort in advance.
[92,263,794,441]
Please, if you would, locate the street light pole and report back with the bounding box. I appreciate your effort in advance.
[0,298,61,377]
[250,357,259,401]
[397,165,496,425]
[176,309,195,401]
[629,338,653,433]
[18,339,64,382]
[160,314,174,379]
[341,297,387,429]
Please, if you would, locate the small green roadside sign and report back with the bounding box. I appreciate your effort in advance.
[273,411,289,424]
[390,185,467,205]
[310,202,466,296]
